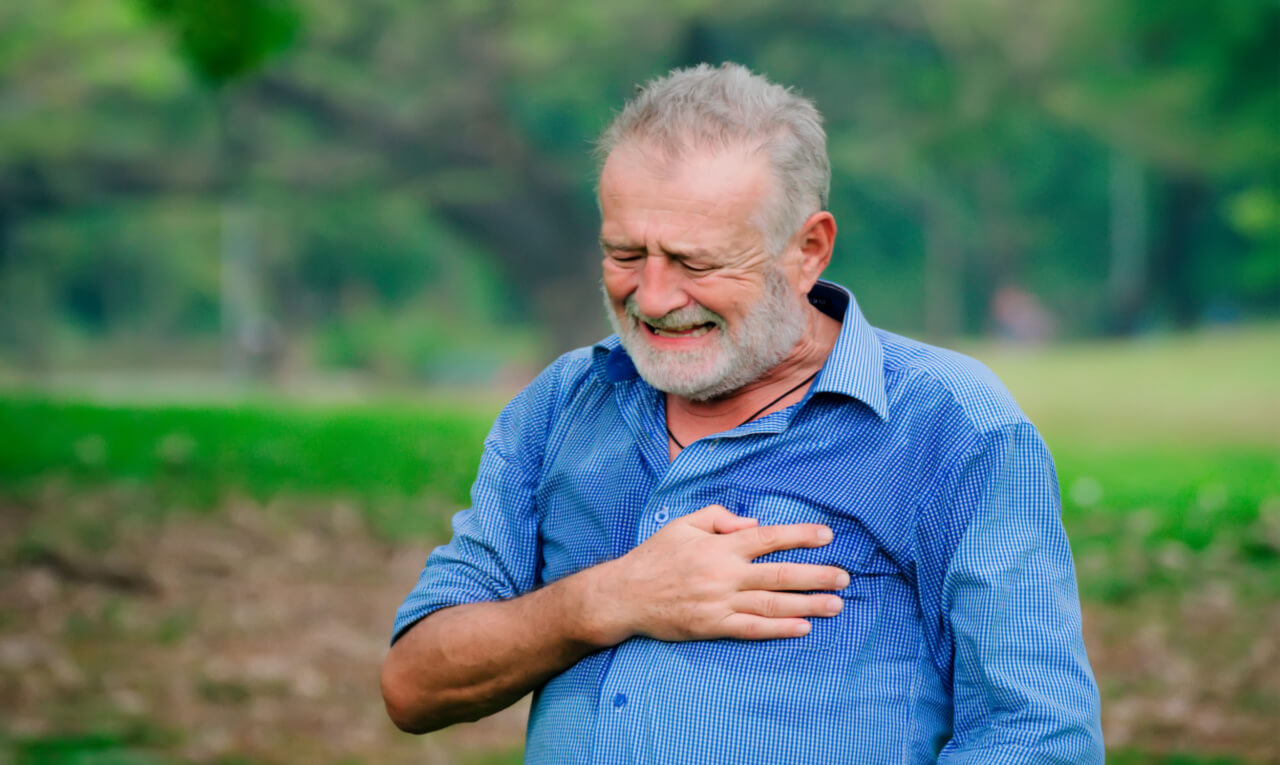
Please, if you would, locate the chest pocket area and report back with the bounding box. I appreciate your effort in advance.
[746,496,900,653]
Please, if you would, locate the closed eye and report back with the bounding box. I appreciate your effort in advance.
[601,240,646,262]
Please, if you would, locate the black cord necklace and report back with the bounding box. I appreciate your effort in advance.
[666,369,820,450]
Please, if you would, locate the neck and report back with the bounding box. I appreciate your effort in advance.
[667,304,840,429]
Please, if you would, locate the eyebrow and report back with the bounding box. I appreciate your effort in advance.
[599,239,713,261]
[599,238,645,252]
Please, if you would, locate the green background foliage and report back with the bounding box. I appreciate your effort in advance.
[1,0,1277,382]
[1,0,1277,762]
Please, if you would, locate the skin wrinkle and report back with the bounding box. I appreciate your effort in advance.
[602,266,806,401]
[593,65,829,253]
[600,142,826,403]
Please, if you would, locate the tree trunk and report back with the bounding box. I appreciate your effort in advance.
[216,89,270,377]
[1152,175,1208,330]
[1106,146,1148,335]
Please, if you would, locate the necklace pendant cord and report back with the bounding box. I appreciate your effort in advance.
[666,369,820,451]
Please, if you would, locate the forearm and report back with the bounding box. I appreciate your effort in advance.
[380,505,846,733]
[380,566,615,733]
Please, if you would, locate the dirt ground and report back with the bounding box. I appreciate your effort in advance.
[1,486,1276,763]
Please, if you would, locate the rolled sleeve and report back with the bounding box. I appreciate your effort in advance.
[389,355,573,644]
[390,449,543,643]
[936,423,1104,763]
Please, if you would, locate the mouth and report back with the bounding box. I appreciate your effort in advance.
[644,321,717,339]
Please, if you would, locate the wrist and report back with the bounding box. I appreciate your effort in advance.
[560,558,635,648]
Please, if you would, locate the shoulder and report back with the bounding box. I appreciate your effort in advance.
[874,328,1029,438]
[485,344,605,460]
[523,344,599,406]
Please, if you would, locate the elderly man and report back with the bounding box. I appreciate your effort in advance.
[381,63,1104,764]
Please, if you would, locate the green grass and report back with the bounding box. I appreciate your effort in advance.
[2,394,1276,602]
[969,323,1280,449]
[969,324,1280,602]
[3,735,268,765]
[3,727,183,765]
[1055,444,1279,601]
[2,326,1278,580]
[0,396,497,538]
[3,326,1279,763]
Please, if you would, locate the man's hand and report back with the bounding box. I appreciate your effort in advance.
[381,504,846,732]
[584,504,849,645]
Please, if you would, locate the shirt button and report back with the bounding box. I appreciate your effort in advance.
[612,692,627,709]
[654,507,669,524]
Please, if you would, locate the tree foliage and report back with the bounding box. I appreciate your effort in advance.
[0,0,1275,378]
[139,0,300,87]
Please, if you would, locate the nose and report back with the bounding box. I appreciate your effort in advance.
[633,255,690,319]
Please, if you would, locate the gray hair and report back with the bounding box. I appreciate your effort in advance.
[596,62,830,256]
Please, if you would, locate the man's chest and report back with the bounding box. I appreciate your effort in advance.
[532,399,926,591]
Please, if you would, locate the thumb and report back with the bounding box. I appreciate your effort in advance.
[686,504,759,535]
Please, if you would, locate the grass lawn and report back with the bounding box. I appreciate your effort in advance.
[971,326,1280,605]
[1,323,1277,763]
[0,396,498,542]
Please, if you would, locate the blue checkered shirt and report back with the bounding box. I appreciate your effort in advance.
[393,281,1104,764]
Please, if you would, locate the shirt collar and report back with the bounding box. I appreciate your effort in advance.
[807,280,889,421]
[591,279,888,421]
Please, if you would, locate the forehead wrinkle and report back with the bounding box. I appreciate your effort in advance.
[606,139,767,197]
[606,186,761,234]
[600,142,774,259]
[606,203,765,263]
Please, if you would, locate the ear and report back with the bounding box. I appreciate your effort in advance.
[793,211,836,292]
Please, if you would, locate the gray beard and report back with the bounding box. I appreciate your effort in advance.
[602,268,808,401]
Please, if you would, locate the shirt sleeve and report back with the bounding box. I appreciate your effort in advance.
[931,422,1104,764]
[388,356,570,645]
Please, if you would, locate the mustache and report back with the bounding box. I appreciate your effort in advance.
[623,295,724,330]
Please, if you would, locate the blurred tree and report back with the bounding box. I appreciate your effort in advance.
[1,0,1275,381]
[139,0,301,375]
[138,0,300,86]
[954,0,1280,329]
[0,1,213,373]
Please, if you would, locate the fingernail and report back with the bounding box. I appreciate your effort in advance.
[818,527,833,544]
[836,572,850,588]
[795,621,811,636]
[827,597,843,614]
